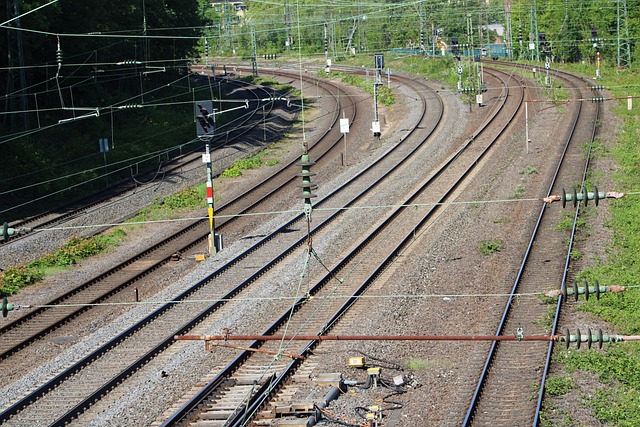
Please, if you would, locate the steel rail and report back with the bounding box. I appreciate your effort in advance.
[0,74,346,361]
[0,81,277,356]
[3,77,269,240]
[0,70,424,425]
[463,63,601,426]
[162,68,524,426]
[534,72,602,426]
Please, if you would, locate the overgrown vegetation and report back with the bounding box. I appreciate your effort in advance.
[519,165,538,175]
[478,239,504,255]
[513,184,525,199]
[325,72,395,107]
[540,62,640,425]
[405,358,430,370]
[130,186,208,224]
[0,230,126,295]
[221,151,280,178]
[544,375,575,397]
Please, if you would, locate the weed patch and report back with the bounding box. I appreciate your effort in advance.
[0,230,127,295]
[478,240,504,255]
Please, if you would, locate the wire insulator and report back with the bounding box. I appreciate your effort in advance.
[296,152,317,221]
[544,279,626,300]
[56,36,63,65]
[542,187,624,206]
[560,328,624,349]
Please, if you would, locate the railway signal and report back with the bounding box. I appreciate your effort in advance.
[590,27,599,49]
[195,101,216,137]
[372,54,384,138]
[538,32,547,51]
[451,36,459,56]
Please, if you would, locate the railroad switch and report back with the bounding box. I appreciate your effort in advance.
[544,279,626,301]
[1,297,30,317]
[542,187,624,207]
[557,328,626,349]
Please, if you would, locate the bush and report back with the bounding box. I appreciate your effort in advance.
[0,266,44,295]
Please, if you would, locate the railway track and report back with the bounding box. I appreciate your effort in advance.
[459,63,604,426]
[0,62,602,426]
[0,73,353,364]
[151,67,528,426]
[0,67,445,426]
[1,77,279,242]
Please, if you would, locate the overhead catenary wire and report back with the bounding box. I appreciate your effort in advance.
[15,191,637,232]
[17,284,639,310]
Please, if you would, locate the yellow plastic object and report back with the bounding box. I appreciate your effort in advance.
[348,356,365,367]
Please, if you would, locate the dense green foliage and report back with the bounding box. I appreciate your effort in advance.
[197,0,640,66]
[0,229,126,295]
[5,0,640,221]
[1,1,204,220]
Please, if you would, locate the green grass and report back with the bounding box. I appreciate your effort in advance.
[519,165,538,175]
[555,209,589,233]
[405,358,430,370]
[478,239,504,255]
[545,375,575,397]
[131,185,208,223]
[0,229,127,296]
[324,71,396,107]
[552,343,640,426]
[221,151,280,178]
[538,61,640,425]
[513,184,525,199]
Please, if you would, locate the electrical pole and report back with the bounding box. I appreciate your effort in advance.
[617,0,631,68]
[504,1,513,60]
[285,0,293,49]
[530,0,539,62]
[324,22,329,65]
[223,0,233,53]
[251,23,258,76]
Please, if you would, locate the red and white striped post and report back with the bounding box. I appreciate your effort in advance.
[203,144,216,255]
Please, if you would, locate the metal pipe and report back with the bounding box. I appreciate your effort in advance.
[176,334,555,342]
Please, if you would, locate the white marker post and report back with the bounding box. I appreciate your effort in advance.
[525,102,530,154]
[340,114,350,166]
